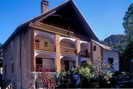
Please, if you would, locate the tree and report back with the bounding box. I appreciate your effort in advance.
[122,40,133,72]
[123,3,133,42]
[122,3,133,72]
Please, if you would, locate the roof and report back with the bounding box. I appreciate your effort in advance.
[3,0,98,47]
[92,40,112,50]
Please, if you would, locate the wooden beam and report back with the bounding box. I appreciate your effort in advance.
[29,22,90,42]
[29,22,74,37]
[76,39,80,54]
[90,40,94,63]
[55,34,61,72]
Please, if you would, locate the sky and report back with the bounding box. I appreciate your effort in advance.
[0,0,132,44]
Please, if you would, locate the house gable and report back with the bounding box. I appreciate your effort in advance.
[30,0,98,41]
[3,0,98,47]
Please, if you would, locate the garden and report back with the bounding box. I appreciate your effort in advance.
[56,61,133,88]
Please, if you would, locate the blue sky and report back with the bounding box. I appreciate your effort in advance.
[0,0,132,44]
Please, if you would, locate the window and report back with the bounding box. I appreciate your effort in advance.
[35,39,40,49]
[36,57,43,71]
[93,45,96,51]
[44,41,48,47]
[108,57,114,64]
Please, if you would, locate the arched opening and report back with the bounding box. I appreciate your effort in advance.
[60,39,76,55]
[35,53,56,72]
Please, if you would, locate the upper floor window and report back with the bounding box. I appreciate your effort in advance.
[35,39,40,49]
[44,41,48,47]
[93,45,96,51]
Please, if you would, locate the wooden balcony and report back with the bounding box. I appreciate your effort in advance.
[36,64,55,72]
[34,43,55,52]
[61,46,76,55]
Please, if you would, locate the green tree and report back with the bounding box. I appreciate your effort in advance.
[123,3,133,42]
[122,3,133,72]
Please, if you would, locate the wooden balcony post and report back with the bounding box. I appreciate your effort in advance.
[55,34,61,72]
[33,52,38,72]
[90,40,94,63]
[76,39,80,67]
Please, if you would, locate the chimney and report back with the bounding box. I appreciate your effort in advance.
[41,0,49,14]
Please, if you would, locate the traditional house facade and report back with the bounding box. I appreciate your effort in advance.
[2,0,119,89]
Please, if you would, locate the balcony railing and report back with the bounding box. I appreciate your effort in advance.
[34,43,55,52]
[61,46,76,54]
[32,72,57,89]
[36,64,55,72]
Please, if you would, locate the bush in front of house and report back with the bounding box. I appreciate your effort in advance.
[56,61,103,88]
[56,61,94,88]
[110,71,133,88]
[56,62,133,88]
